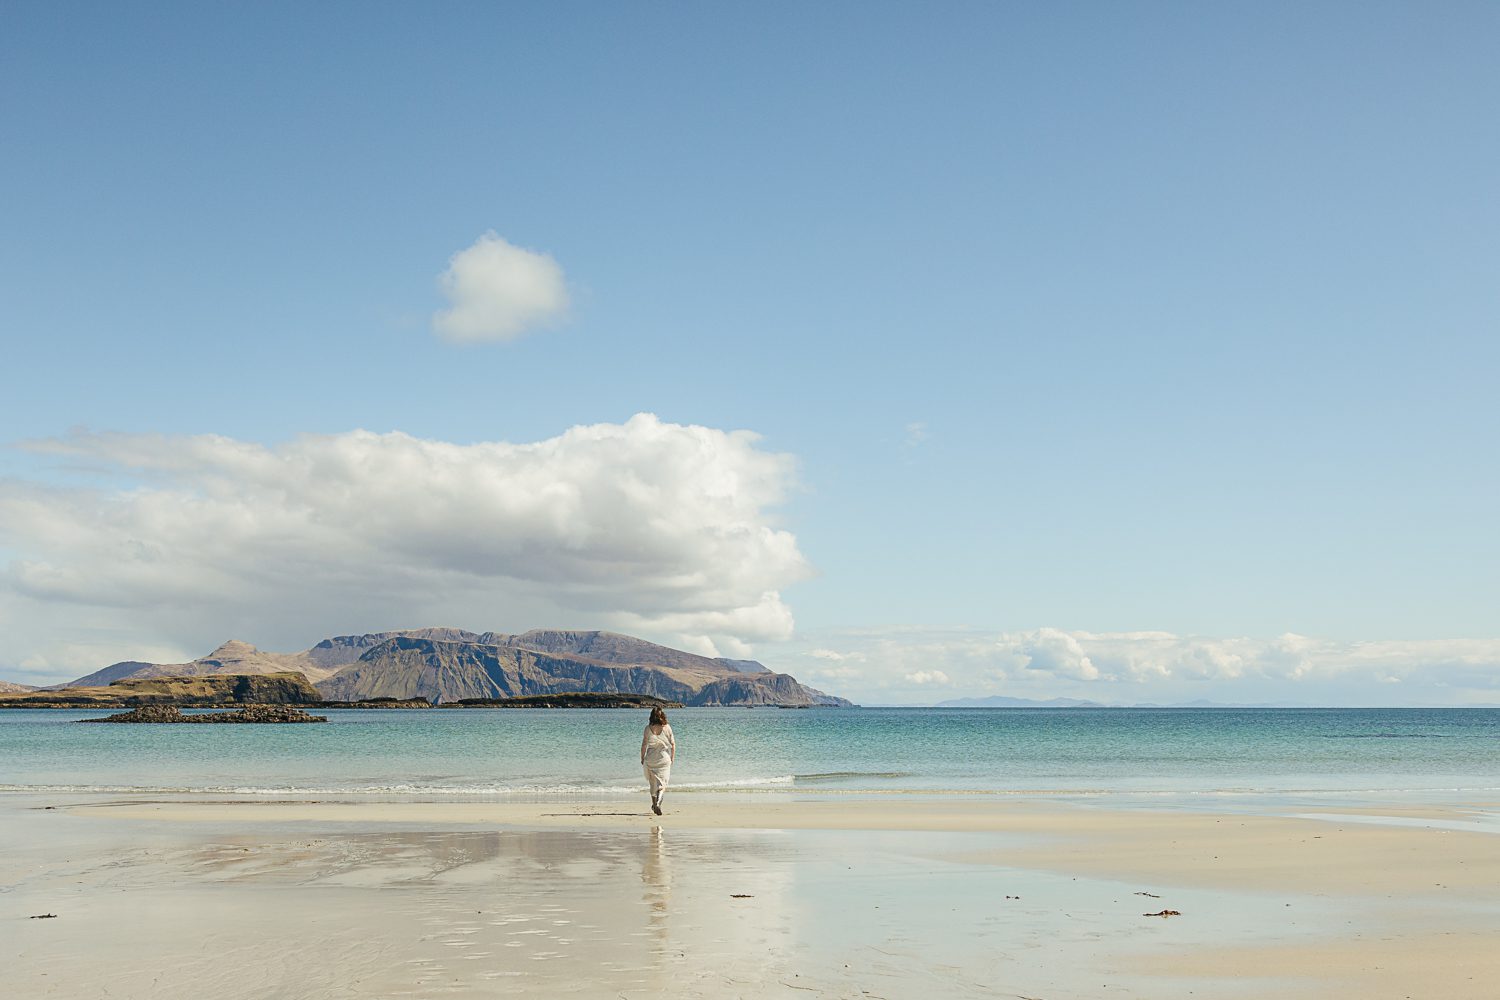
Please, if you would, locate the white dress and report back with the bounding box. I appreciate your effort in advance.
[641,724,675,803]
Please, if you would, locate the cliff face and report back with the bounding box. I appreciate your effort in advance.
[482,629,737,675]
[315,636,847,707]
[1,672,322,708]
[690,672,823,706]
[316,637,704,704]
[305,628,484,669]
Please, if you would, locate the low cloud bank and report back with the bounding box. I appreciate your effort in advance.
[784,628,1500,706]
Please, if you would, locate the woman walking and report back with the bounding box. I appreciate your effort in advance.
[640,707,676,816]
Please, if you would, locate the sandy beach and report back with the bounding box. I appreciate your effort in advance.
[6,792,1497,999]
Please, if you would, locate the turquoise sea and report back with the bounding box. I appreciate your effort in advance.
[4,707,1498,805]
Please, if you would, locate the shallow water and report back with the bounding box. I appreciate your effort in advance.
[5,706,1498,803]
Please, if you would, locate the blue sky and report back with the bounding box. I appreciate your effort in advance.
[2,2,1497,703]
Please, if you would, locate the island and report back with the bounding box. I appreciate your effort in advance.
[3,673,323,709]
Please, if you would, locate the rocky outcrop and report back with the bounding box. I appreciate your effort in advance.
[81,704,327,723]
[0,679,37,694]
[2,672,323,708]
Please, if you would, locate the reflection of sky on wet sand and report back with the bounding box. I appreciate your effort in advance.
[284,826,802,994]
[9,813,1365,999]
[10,819,811,997]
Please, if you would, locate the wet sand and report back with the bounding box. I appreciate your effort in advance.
[6,794,1498,998]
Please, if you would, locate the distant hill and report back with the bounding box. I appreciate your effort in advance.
[63,641,341,687]
[0,679,37,694]
[1132,700,1309,709]
[936,696,1312,709]
[58,628,851,708]
[936,695,1105,708]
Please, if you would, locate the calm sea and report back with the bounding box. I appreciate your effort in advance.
[3,707,1497,804]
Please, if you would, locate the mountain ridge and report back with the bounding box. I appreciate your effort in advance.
[318,635,846,707]
[50,628,850,708]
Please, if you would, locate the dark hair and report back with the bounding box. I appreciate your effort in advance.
[649,706,668,727]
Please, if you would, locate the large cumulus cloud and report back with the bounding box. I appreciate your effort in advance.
[0,414,810,681]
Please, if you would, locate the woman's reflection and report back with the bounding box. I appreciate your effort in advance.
[640,824,672,956]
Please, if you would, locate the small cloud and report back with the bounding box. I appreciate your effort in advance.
[904,670,951,685]
[432,232,569,343]
[810,648,865,661]
[809,664,862,681]
[903,422,929,449]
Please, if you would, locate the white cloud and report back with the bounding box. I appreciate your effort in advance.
[810,648,864,661]
[0,414,811,681]
[770,628,1500,706]
[903,422,929,448]
[1014,627,1100,681]
[432,232,569,342]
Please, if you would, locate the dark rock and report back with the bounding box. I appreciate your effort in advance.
[80,704,327,724]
